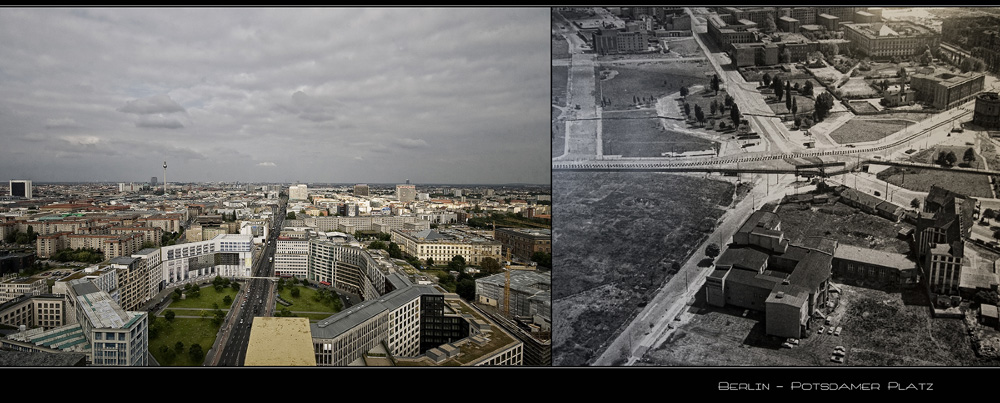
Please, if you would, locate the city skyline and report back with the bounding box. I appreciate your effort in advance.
[0,8,551,185]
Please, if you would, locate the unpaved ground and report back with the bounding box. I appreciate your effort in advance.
[645,281,990,366]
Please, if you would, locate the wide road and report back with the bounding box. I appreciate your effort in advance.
[212,198,285,366]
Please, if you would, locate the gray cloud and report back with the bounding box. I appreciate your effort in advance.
[118,94,186,115]
[0,8,550,184]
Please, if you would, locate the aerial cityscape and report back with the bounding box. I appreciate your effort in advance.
[553,6,1000,367]
[0,8,551,367]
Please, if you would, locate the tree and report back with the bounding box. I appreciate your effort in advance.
[695,104,705,124]
[291,287,300,298]
[710,99,719,115]
[230,282,240,292]
[706,243,721,258]
[802,81,814,97]
[762,72,772,88]
[285,212,296,220]
[730,103,741,125]
[791,96,798,116]
[680,86,688,97]
[911,198,921,209]
[165,310,175,321]
[189,344,204,363]
[898,67,908,80]
[481,257,502,275]
[946,151,958,166]
[684,102,691,117]
[387,242,403,259]
[456,279,476,301]
[711,74,720,95]
[964,147,976,164]
[724,94,734,108]
[764,15,777,32]
[426,257,435,267]
[369,240,387,250]
[531,251,551,269]
[993,229,1000,240]
[174,341,184,354]
[815,92,835,121]
[937,151,950,166]
[449,255,467,272]
[223,295,232,306]
[781,48,792,64]
[786,87,793,110]
[985,208,996,221]
[772,76,784,101]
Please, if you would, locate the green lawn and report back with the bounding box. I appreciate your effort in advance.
[149,317,219,366]
[166,285,239,309]
[276,286,339,315]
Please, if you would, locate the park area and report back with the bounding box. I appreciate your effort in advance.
[150,283,239,366]
[553,171,734,366]
[274,282,341,322]
[601,109,716,157]
[877,146,994,198]
[828,118,913,144]
[644,278,986,366]
[597,60,714,111]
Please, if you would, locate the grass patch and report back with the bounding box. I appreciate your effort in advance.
[597,60,714,111]
[552,36,570,60]
[877,146,993,198]
[149,317,219,366]
[553,172,732,366]
[828,119,913,144]
[276,286,339,314]
[601,110,716,157]
[165,285,238,310]
[552,65,568,107]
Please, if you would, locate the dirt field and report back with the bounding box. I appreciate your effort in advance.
[837,77,879,98]
[877,146,994,198]
[828,119,913,144]
[601,110,717,157]
[552,36,570,60]
[777,201,912,254]
[553,172,734,366]
[598,60,714,111]
[665,37,700,57]
[645,280,987,366]
[552,65,568,107]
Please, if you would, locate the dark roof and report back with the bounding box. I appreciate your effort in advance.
[737,210,781,237]
[716,247,770,272]
[0,350,87,366]
[787,251,832,293]
[726,267,786,290]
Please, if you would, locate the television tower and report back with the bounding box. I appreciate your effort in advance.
[163,161,167,196]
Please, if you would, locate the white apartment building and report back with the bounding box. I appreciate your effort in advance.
[161,234,254,286]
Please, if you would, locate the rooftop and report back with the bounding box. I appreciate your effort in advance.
[245,317,316,366]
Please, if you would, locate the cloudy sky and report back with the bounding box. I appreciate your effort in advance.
[0,8,550,185]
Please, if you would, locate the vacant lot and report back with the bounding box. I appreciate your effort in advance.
[777,201,912,254]
[598,60,714,111]
[766,93,816,116]
[667,37,700,56]
[646,280,987,366]
[552,65,568,107]
[601,110,716,157]
[877,146,994,198]
[552,36,570,60]
[837,77,879,98]
[553,172,733,366]
[828,119,913,144]
[848,100,879,113]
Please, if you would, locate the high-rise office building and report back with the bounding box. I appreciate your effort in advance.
[9,180,32,199]
[396,184,416,202]
[354,184,369,196]
[151,177,157,187]
[289,184,309,201]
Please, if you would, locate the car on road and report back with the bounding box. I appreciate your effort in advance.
[834,326,842,336]
[782,342,794,348]
[818,326,825,334]
[827,326,834,335]
[830,356,844,363]
[834,346,846,352]
[832,349,846,357]
[787,338,799,345]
